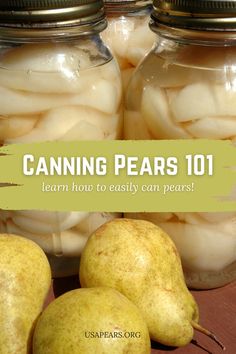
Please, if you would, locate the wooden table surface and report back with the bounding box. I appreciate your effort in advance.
[46,277,236,354]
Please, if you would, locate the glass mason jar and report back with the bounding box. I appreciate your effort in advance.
[101,0,156,89]
[125,0,236,289]
[0,0,122,277]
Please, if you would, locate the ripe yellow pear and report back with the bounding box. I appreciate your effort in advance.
[80,219,224,348]
[33,287,150,354]
[0,234,51,354]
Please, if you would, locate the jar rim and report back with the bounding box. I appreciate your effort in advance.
[152,0,236,31]
[0,18,107,42]
[150,20,236,46]
[0,0,105,30]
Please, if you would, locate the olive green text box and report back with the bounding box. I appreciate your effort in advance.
[0,140,235,212]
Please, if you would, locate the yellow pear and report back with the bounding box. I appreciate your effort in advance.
[33,287,150,354]
[80,219,224,349]
[0,234,51,354]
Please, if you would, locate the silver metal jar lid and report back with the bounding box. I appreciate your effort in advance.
[0,0,105,29]
[152,0,236,30]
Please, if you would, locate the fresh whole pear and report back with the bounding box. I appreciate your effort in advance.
[80,219,224,349]
[33,287,151,354]
[0,234,51,354]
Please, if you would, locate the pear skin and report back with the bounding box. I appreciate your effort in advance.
[139,287,194,346]
[33,287,151,354]
[0,234,51,354]
[79,219,200,347]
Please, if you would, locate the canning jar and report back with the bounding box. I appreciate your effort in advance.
[125,0,236,289]
[101,0,156,89]
[0,0,122,277]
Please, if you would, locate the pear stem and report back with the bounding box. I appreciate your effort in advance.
[191,321,226,351]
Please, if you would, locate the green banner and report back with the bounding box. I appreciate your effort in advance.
[0,140,235,212]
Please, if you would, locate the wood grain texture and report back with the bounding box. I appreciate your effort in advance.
[45,278,236,354]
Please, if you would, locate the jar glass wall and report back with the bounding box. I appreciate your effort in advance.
[0,38,122,143]
[125,34,236,140]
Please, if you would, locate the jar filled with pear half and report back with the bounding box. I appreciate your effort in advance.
[124,0,236,289]
[0,0,122,276]
[101,0,156,89]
